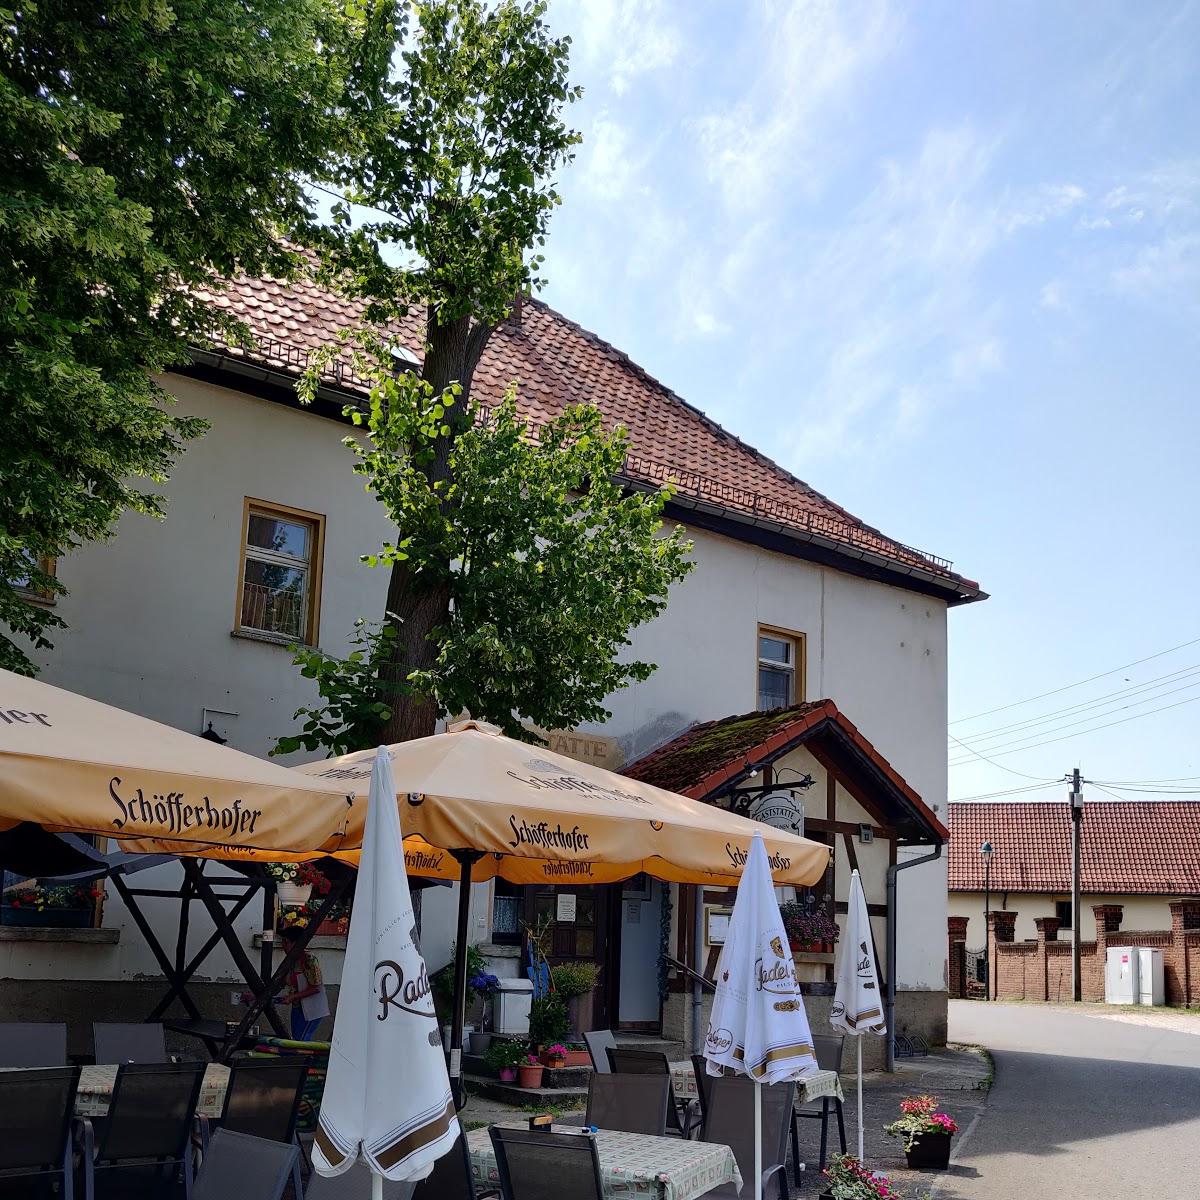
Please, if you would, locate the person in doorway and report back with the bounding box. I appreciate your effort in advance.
[278,924,330,1041]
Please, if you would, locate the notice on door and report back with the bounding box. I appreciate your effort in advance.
[556,893,577,923]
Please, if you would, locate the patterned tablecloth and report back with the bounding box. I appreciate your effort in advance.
[669,1062,843,1108]
[74,1063,230,1118]
[467,1123,743,1200]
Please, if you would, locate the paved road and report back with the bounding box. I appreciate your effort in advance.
[939,1000,1200,1199]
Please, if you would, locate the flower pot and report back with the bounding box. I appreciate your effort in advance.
[316,918,348,937]
[541,1054,566,1069]
[277,882,312,907]
[517,1064,544,1089]
[468,1031,491,1055]
[905,1131,953,1170]
[498,1067,518,1082]
[561,1050,591,1067]
[1,905,91,928]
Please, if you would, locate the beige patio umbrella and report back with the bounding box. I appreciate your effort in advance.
[293,720,830,886]
[0,668,356,856]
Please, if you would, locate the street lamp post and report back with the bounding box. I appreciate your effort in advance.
[1070,769,1084,1002]
[981,841,994,1001]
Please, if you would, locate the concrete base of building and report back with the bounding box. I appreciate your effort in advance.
[0,978,341,1057]
[661,988,948,1072]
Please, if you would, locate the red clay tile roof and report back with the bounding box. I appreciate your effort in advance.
[195,272,980,601]
[622,700,948,843]
[948,801,1200,895]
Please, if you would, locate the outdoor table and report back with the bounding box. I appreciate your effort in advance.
[467,1122,743,1200]
[74,1062,230,1117]
[669,1060,844,1108]
[163,1017,252,1060]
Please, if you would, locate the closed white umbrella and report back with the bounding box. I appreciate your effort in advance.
[313,748,458,1198]
[830,868,887,1162]
[704,832,819,1200]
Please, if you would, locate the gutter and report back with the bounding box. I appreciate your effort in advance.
[885,841,943,1071]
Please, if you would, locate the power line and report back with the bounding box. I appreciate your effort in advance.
[950,661,1200,745]
[1091,774,1200,786]
[950,634,1200,725]
[947,733,1062,781]
[1089,783,1200,796]
[950,781,1064,802]
[949,676,1200,757]
[949,692,1200,766]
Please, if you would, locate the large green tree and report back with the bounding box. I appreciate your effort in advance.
[0,0,373,672]
[315,0,600,743]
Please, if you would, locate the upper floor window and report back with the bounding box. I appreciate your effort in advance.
[11,554,56,605]
[237,500,324,645]
[757,627,803,710]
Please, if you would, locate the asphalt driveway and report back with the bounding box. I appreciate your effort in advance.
[940,999,1200,1198]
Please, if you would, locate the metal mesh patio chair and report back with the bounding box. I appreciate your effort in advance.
[78,1060,206,1199]
[585,1072,670,1136]
[606,1047,701,1138]
[582,1030,616,1074]
[210,1056,308,1199]
[93,1022,168,1064]
[0,1064,80,1199]
[790,1034,847,1184]
[489,1126,604,1200]
[411,1119,499,1200]
[0,1021,67,1067]
[690,1053,714,1125]
[701,1074,795,1200]
[192,1129,298,1200]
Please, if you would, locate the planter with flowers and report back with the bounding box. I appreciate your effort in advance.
[484,1038,526,1083]
[468,971,501,1054]
[517,1055,544,1089]
[819,1154,900,1199]
[2,882,100,928]
[540,1042,568,1069]
[885,1095,959,1170]
[267,862,331,908]
[780,903,840,953]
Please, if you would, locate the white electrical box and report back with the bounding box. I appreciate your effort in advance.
[1105,946,1139,1004]
[493,977,533,1035]
[1138,948,1165,1006]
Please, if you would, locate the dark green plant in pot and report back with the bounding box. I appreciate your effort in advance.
[549,961,601,1000]
[528,994,569,1047]
[484,1038,527,1074]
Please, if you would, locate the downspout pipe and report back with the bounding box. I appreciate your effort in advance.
[885,841,943,1071]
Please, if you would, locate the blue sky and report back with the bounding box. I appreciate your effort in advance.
[533,1,1200,804]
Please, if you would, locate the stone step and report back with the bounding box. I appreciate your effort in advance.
[613,1032,686,1061]
[464,1073,589,1109]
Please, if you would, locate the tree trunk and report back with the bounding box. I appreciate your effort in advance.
[376,308,491,745]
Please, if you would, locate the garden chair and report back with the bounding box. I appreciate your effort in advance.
[790,1033,847,1184]
[702,1075,795,1200]
[0,1064,80,1198]
[93,1021,168,1064]
[77,1060,206,1198]
[192,1129,298,1200]
[690,1053,714,1125]
[411,1119,499,1200]
[0,1021,67,1067]
[585,1072,670,1136]
[606,1046,700,1137]
[489,1126,604,1200]
[582,1029,615,1074]
[207,1056,308,1199]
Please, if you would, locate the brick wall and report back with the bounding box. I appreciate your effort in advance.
[990,901,1200,1006]
[947,916,968,999]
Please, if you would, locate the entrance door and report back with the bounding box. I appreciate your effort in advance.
[617,875,661,1030]
[525,885,609,1030]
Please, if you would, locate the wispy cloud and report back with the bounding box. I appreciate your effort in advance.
[551,0,682,95]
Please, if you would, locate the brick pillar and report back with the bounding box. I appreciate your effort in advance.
[1034,917,1060,1002]
[948,916,968,999]
[1169,901,1200,1004]
[987,910,1017,1000]
[1093,903,1123,958]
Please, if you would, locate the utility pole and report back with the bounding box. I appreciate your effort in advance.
[1070,767,1084,1002]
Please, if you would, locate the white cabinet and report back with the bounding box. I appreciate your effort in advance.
[1104,946,1139,1004]
[1138,948,1165,1006]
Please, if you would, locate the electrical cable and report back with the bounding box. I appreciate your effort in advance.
[950,634,1200,725]
[947,733,1062,781]
[950,781,1064,802]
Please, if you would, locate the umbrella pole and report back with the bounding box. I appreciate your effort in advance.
[449,850,483,1110]
[754,1082,762,1200]
[371,1172,383,1200]
[857,1037,864,1163]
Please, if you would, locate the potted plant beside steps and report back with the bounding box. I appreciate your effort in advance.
[885,1095,960,1171]
[517,1054,545,1089]
[818,1154,899,1199]
[485,1038,526,1083]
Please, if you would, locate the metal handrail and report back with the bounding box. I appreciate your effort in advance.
[661,955,717,993]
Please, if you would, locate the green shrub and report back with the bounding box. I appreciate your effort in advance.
[550,961,601,1000]
[528,994,569,1046]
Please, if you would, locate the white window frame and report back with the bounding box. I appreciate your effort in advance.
[757,627,804,710]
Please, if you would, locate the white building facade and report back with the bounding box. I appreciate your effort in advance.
[1,279,982,1055]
